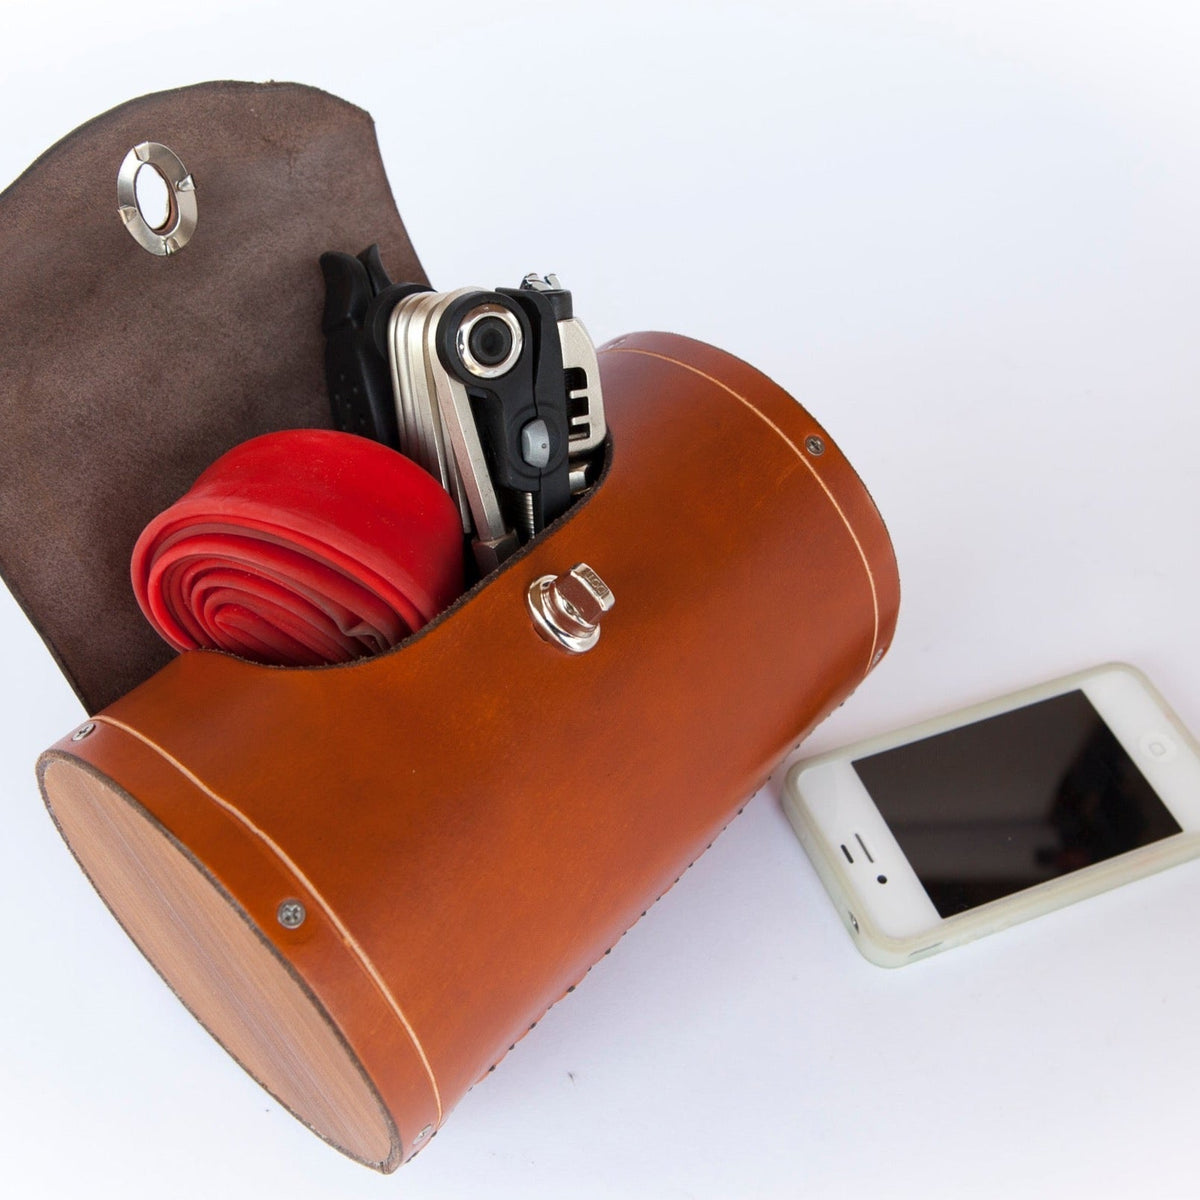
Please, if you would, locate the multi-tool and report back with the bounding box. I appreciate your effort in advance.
[321,246,607,573]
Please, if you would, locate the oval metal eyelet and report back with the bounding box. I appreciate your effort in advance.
[116,141,198,256]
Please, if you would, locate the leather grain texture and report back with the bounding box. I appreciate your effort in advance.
[0,81,426,712]
[41,331,900,1170]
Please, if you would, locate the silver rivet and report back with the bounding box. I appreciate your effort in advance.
[805,435,825,456]
[528,563,614,653]
[71,722,96,741]
[277,899,306,929]
[414,1124,433,1145]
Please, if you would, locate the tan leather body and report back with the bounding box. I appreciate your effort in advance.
[40,331,899,1170]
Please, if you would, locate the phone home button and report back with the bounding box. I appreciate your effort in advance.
[1140,732,1177,763]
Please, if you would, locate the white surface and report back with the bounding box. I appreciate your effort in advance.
[2,2,1200,1196]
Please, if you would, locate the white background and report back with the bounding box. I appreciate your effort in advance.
[3,2,1200,1196]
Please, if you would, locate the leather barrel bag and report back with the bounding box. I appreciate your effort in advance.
[1,83,899,1171]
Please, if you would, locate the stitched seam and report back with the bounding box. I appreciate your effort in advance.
[605,346,882,675]
[93,714,444,1125]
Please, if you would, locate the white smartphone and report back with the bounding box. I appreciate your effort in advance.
[783,664,1200,967]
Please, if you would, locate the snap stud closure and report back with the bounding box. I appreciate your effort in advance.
[527,563,614,653]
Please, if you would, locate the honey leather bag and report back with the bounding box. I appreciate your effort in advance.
[0,82,899,1170]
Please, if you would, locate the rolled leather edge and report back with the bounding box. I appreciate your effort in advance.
[38,332,901,1170]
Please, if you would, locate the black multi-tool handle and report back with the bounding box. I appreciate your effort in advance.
[434,288,573,534]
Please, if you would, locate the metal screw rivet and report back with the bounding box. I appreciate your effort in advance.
[805,435,825,456]
[277,899,306,929]
[71,722,96,741]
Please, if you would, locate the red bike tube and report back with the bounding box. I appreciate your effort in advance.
[132,430,464,666]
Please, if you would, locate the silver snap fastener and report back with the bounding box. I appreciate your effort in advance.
[116,141,198,256]
[71,722,96,741]
[276,899,306,929]
[414,1124,433,1145]
[804,435,825,456]
[527,563,614,653]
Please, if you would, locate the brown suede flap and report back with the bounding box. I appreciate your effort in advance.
[0,81,427,712]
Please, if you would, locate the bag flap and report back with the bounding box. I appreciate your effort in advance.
[0,80,427,712]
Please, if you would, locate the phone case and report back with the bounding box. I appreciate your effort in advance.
[783,664,1200,968]
[1,82,900,1169]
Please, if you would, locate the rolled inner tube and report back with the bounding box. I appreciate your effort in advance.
[132,429,464,666]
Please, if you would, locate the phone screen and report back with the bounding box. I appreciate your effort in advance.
[852,690,1182,917]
